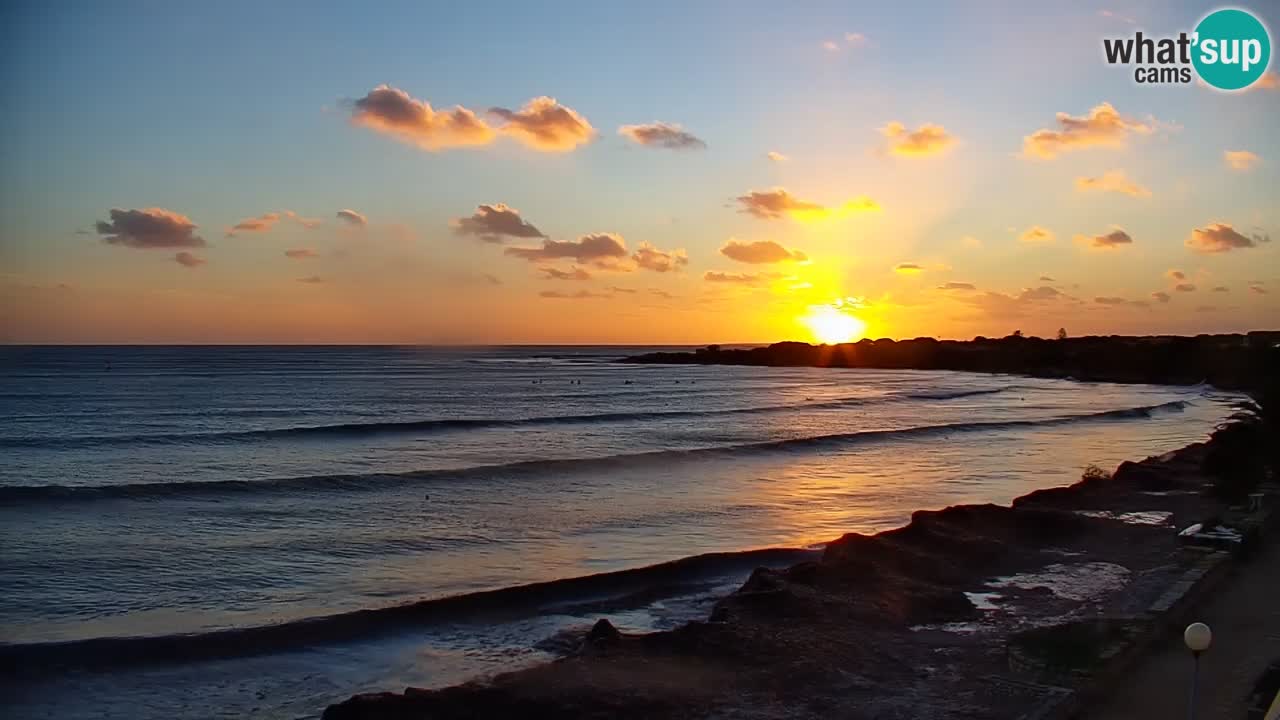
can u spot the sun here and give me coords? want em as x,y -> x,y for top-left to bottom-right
802,305 -> 867,344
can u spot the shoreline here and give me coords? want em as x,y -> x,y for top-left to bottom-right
323,430 -> 1271,719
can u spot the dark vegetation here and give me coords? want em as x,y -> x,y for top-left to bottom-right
625,331 -> 1279,391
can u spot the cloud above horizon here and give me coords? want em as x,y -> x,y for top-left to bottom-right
505,233 -> 629,268
880,122 -> 955,156
1022,102 -> 1155,159
95,208 -> 205,248
1075,227 -> 1133,249
453,204 -> 545,243
1224,150 -> 1260,171
225,212 -> 282,238
735,188 -> 878,220
1151,291 -> 1171,303
632,242 -> 689,272
1094,296 -> 1149,308
719,239 -> 807,264
350,86 -> 593,152
1019,226 -> 1054,243
618,122 -> 706,150
285,248 -> 319,259
703,270 -> 783,285
766,151 -> 788,162
1074,169 -> 1151,197
489,96 -> 594,152
1186,223 -> 1269,253
894,263 -> 924,274
174,251 -> 206,267
937,282 -> 976,290
539,289 -> 611,299
336,209 -> 367,227
540,266 -> 592,281
350,85 -> 497,150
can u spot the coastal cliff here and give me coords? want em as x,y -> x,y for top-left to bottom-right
623,332 -> 1279,390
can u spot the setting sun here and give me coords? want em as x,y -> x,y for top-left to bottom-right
802,305 -> 867,344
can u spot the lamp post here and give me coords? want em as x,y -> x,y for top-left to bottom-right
1184,622 -> 1212,720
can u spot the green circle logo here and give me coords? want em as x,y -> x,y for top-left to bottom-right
1193,8 -> 1271,90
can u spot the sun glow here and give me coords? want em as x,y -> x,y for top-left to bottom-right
802,304 -> 867,344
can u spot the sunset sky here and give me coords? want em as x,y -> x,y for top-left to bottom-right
1,0 -> 1277,344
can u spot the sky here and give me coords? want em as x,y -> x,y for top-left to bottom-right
1,0 -> 1277,344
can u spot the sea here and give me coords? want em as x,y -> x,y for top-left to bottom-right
0,345 -> 1239,719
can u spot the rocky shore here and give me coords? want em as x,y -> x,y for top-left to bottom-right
324,435 -> 1272,719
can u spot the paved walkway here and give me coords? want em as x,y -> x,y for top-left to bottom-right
1092,538 -> 1280,719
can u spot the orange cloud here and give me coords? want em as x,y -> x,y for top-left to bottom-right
505,233 -> 629,268
766,151 -> 788,162
350,85 -> 496,150
1186,223 -> 1269,253
1094,296 -> 1149,308
489,97 -> 594,152
1074,227 -> 1133,249
937,282 -> 976,290
894,263 -> 924,274
284,211 -> 323,229
539,289 -> 610,299
1022,102 -> 1154,159
336,209 -> 367,227
1074,169 -> 1151,197
174,251 -> 206,267
1151,291 -> 1170,303
95,208 -> 205,248
1019,226 -> 1054,243
719,239 -> 806,264
1166,269 -> 1186,281
298,275 -> 324,284
880,122 -> 955,156
540,266 -> 592,281
285,248 -> 319,259
631,242 -> 688,272
1224,150 -> 1260,171
618,123 -> 705,150
453,204 -> 545,243
703,271 -> 783,285
735,188 -> 878,220
225,212 -> 281,238
1175,283 -> 1196,292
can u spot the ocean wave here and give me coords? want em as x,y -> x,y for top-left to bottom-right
0,386 -> 1017,449
0,547 -> 816,674
0,400 -> 1187,506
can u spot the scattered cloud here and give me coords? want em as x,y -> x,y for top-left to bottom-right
284,248 -> 320,259
539,289 -> 610,299
1022,102 -> 1155,159
1224,150 -> 1260,171
1094,296 -> 1149,308
349,86 -> 593,153
703,270 -> 783,285
284,211 -> 323,229
937,282 -> 976,291
174,251 -> 206,268
505,233 -> 629,268
735,188 -> 878,220
1250,283 -> 1268,295
1018,285 -> 1063,301
1075,227 -> 1133,249
225,212 -> 282,238
489,96 -> 595,152
767,151 -> 788,163
1039,275 -> 1055,282
336,209 -> 367,227
1212,286 -> 1229,292
845,32 -> 867,46
1019,226 -> 1054,243
452,203 -> 544,243
1151,291 -> 1171,303
1167,269 -> 1186,281
539,266 -> 592,281
95,208 -> 205,249
1195,305 -> 1218,313
631,242 -> 689,272
1186,223 -> 1269,253
1074,169 -> 1151,197
719,239 -> 807,264
894,263 -> 924,274
821,40 -> 840,52
880,122 -> 955,157
1099,9 -> 1137,24
1175,283 -> 1196,292
298,275 -> 325,284
618,122 -> 706,150
961,235 -> 983,249
350,85 -> 496,150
